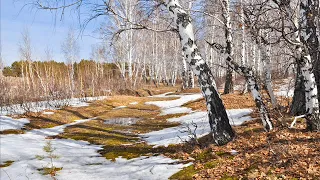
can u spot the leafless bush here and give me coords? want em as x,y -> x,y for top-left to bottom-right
179,121 -> 200,146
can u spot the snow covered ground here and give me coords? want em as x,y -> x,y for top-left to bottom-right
0,116 -> 30,131
113,105 -> 127,110
0,96 -> 107,116
141,109 -> 253,147
274,85 -> 294,97
42,111 -> 55,115
274,78 -> 295,97
0,117 -> 189,180
142,93 -> 253,147
146,93 -> 203,115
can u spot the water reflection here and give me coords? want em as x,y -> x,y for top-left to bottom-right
104,117 -> 140,126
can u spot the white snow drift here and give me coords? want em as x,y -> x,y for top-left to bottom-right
146,93 -> 203,115
141,109 -> 253,147
0,96 -> 107,116
142,93 -> 253,147
0,116 -> 30,131
0,118 -> 188,180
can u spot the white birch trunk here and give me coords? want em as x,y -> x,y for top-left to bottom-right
222,0 -> 234,94
251,44 -> 256,70
164,0 -> 235,145
182,54 -> 189,89
208,0 -> 273,131
240,0 -> 246,66
293,0 -> 320,130
259,41 -> 278,108
126,0 -> 133,80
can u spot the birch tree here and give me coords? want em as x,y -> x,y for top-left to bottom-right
163,0 -> 235,145
182,55 -> 189,89
221,0 -> 234,94
240,0 -> 249,94
61,28 -> 79,98
272,0 -> 320,131
298,0 -> 320,131
19,28 -> 35,92
259,41 -> 278,108
242,1 -> 279,108
207,0 -> 273,131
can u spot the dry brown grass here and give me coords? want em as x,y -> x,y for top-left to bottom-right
142,85 -> 181,95
98,108 -> 158,120
23,110 -> 83,130
21,95 -> 179,130
184,93 -> 256,111
0,160 -> 15,168
180,88 -> 202,94
115,85 -> 181,97
0,129 -> 24,135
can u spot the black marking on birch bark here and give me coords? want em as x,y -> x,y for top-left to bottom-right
168,4 -> 178,14
195,66 -> 201,73
190,59 -> 196,66
191,48 -> 199,58
165,0 -> 235,145
176,13 -> 191,28
179,34 -> 183,42
187,38 -> 193,47
296,42 -> 320,131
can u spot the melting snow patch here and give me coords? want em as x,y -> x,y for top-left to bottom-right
56,156 -> 190,180
227,109 -> 253,126
1,117 -> 189,180
146,93 -> 203,109
141,109 -> 253,147
274,87 -> 294,97
0,116 -> 30,131
129,102 -> 138,105
0,119 -> 95,164
274,78 -> 295,97
113,106 -> 127,110
42,111 -> 55,115
0,96 -> 107,116
146,93 -> 203,115
230,150 -> 238,155
104,117 -> 140,126
29,119 -> 95,137
70,102 -> 90,107
161,107 -> 193,115
149,92 -> 179,98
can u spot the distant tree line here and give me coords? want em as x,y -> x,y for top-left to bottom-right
2,60 -> 118,78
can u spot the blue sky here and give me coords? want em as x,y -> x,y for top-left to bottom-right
1,0 -> 105,66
